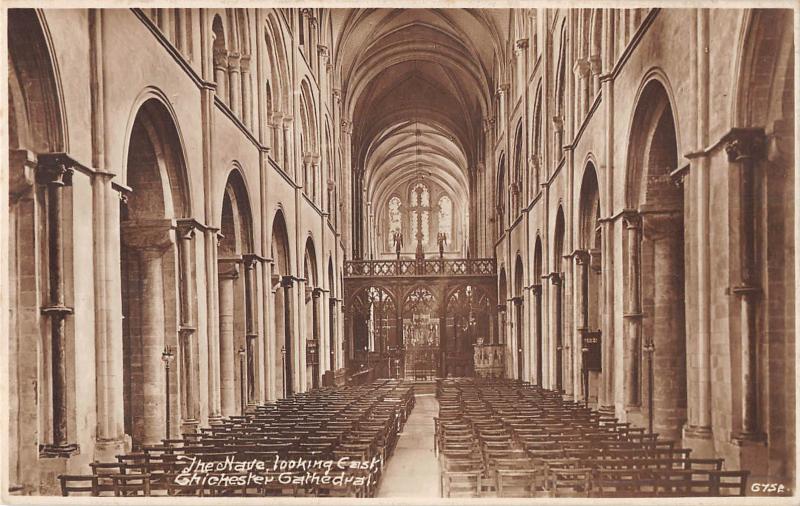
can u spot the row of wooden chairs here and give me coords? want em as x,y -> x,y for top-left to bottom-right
59,379 -> 415,497
435,378 -> 749,498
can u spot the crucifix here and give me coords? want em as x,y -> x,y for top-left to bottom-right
410,183 -> 434,260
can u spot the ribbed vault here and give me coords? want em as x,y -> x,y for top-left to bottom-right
331,8 -> 508,257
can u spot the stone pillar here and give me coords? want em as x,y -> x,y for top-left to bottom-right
572,58 -> 589,121
280,276 -> 294,397
532,284 -> 543,385
243,255 -> 258,405
122,220 -> 175,446
549,272 -> 563,393
642,212 -> 686,442
552,117 -> 563,161
206,230 -> 223,424
228,53 -> 241,116
574,250 -> 590,402
311,156 -> 321,206
271,114 -> 283,164
213,49 -> 228,102
240,55 -> 252,129
282,117 -> 292,173
589,54 -> 602,98
94,176 -> 127,458
176,222 -> 199,433
724,128 -> 767,448
623,211 -> 642,408
218,261 -> 239,417
302,154 -> 312,196
512,296 -> 524,380
311,288 -> 321,388
37,156 -> 77,456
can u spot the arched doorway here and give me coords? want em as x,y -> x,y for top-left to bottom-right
626,79 -> 686,440
218,170 -> 255,415
444,285 -> 491,377
577,163 -> 603,407
120,98 -> 190,447
270,210 -> 292,398
402,287 -> 439,380
303,238 -> 320,389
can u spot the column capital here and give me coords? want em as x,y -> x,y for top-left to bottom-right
341,120 -> 353,134
213,47 -> 228,67
551,115 -> 564,130
573,249 -> 590,265
622,209 -> 641,229
572,57 -> 591,78
312,287 -> 323,298
280,275 -> 295,288
511,296 -> 523,305
588,54 -> 602,75
531,284 -> 542,295
121,219 -> 175,251
640,210 -> 682,240
317,44 -> 329,59
515,38 -> 529,52
37,153 -> 75,187
723,128 -> 766,163
239,54 -> 251,73
496,83 -> 510,96
332,88 -> 342,101
175,219 -> 198,241
549,272 -> 563,285
218,257 -> 241,279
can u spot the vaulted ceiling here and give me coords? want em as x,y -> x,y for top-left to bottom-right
330,8 -> 510,236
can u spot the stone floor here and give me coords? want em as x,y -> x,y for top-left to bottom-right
376,394 -> 440,498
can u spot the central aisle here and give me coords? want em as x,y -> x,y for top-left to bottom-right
376,394 -> 440,498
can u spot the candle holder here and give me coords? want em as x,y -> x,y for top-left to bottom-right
161,345 -> 175,440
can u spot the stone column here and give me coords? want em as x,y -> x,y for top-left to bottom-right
724,128 -> 766,441
622,211 -> 642,408
213,49 -> 228,102
532,284 -> 543,385
302,154 -> 312,196
589,55 -> 602,98
311,288 -> 321,388
243,255 -> 258,406
37,156 -> 76,455
642,212 -> 686,442
176,222 -> 199,433
280,276 -> 294,397
206,230 -> 223,424
552,117 -> 564,161
574,250 -> 590,402
282,117 -> 292,173
311,155 -> 321,206
549,272 -> 563,393
271,113 -> 283,164
122,220 -> 175,446
572,58 -> 589,121
218,261 -> 239,417
512,296 -> 524,380
228,53 -> 242,116
240,55 -> 252,129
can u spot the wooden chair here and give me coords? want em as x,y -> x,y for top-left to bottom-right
58,475 -> 99,496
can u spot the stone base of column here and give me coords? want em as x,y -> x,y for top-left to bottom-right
94,436 -> 127,462
730,432 -> 768,481
181,418 -> 200,435
208,414 -> 225,426
38,457 -> 69,495
682,424 -> 714,457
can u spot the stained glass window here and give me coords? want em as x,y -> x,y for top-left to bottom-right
438,195 -> 452,239
388,196 -> 401,236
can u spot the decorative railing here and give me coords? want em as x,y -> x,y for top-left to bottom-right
344,258 -> 496,277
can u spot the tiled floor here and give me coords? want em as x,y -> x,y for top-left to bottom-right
376,394 -> 440,498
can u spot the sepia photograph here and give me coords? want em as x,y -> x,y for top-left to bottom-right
1,1 -> 797,503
